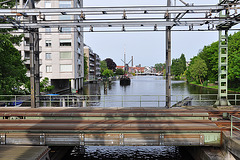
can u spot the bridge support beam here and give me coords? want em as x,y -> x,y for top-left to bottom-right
166,0 -> 171,108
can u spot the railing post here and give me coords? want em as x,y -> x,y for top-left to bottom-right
122,95 -> 124,107
235,94 -> 237,105
50,95 -> 51,107
104,95 -> 106,107
68,95 -> 70,107
140,95 -> 142,107
231,115 -> 233,137
15,95 -> 17,107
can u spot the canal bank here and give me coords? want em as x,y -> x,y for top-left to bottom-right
189,82 -> 240,94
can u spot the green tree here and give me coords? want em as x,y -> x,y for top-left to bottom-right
0,34 -> 27,95
180,53 -> 187,71
104,58 -> 116,72
188,57 -> 208,84
40,77 -> 54,92
198,42 -> 218,83
154,63 -> 165,72
100,60 -> 107,74
227,32 -> 240,89
171,54 -> 186,79
102,69 -> 114,78
0,0 -> 27,95
115,68 -> 125,75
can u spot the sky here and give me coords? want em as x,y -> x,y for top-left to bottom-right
83,0 -> 236,67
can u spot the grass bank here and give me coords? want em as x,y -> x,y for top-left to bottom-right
189,82 -> 240,93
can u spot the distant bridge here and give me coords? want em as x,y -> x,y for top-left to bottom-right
135,73 -> 163,76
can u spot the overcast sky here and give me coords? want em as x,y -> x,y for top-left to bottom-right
83,0 -> 236,66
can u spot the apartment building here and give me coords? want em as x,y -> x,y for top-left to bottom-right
15,0 -> 84,92
84,45 -> 101,81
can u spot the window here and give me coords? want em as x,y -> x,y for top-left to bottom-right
45,53 -> 52,60
59,15 -> 71,20
46,65 -> 52,73
60,39 -> 71,46
59,1 -> 71,8
45,16 -> 51,20
61,27 -> 71,33
45,28 -> 51,33
45,40 -> 51,47
25,51 -> 30,59
60,64 -> 72,72
45,2 -> 51,8
60,52 -> 71,59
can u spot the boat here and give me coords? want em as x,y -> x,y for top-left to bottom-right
4,100 -> 23,107
120,75 -> 131,85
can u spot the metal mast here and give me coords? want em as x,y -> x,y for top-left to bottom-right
166,0 -> 171,108
215,0 -> 231,106
29,0 -> 40,108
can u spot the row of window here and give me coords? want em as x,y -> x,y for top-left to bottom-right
45,52 -> 72,60
46,65 -> 72,73
45,1 -> 71,8
44,2 -> 72,21
45,28 -> 71,33
45,39 -> 71,47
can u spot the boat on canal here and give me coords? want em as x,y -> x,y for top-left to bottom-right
120,75 -> 131,85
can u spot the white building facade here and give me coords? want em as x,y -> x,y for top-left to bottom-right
84,45 -> 101,81
16,0 -> 84,92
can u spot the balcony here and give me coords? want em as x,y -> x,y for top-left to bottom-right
24,59 -> 30,65
24,59 -> 42,65
26,71 -> 42,78
24,33 -> 30,38
24,45 -> 30,51
24,33 -> 42,39
26,71 -> 30,77
39,46 -> 42,52
24,45 -> 42,52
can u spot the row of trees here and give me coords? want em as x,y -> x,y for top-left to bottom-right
99,58 -> 125,78
186,31 -> 240,89
155,54 -> 187,80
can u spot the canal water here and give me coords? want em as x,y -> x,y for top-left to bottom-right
63,76 -> 218,159
81,76 -> 218,107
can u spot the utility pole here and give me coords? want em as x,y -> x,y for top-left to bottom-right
166,0 -> 171,108
29,0 -> 40,108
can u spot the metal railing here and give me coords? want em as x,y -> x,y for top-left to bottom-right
0,94 -> 240,108
231,115 -> 240,137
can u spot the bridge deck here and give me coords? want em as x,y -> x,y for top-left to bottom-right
0,107 -> 239,146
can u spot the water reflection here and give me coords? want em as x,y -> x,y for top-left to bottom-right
65,146 -> 193,160
79,76 -> 220,107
